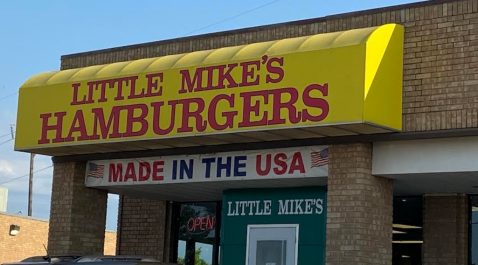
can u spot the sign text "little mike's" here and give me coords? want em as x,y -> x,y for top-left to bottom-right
38,55 -> 329,145
226,198 -> 324,216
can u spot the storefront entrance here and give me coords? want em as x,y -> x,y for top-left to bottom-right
171,187 -> 326,265
246,225 -> 298,265
220,187 -> 327,265
174,202 -> 221,265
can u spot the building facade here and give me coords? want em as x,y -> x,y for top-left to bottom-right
0,212 -> 117,263
14,0 -> 478,264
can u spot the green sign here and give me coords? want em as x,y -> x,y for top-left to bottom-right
220,187 -> 327,265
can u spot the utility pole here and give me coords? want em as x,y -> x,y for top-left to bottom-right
10,124 -> 34,217
10,124 -> 14,140
10,124 -> 35,217
28,153 -> 35,216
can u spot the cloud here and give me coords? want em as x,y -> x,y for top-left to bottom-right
0,160 -> 15,176
0,155 -> 53,195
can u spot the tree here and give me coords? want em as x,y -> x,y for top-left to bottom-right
177,247 -> 211,265
194,247 -> 211,265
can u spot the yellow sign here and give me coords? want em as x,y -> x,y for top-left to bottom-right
15,24 -> 403,153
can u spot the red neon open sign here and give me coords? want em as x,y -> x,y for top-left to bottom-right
187,216 -> 215,232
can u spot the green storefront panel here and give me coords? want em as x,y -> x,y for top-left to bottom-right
221,187 -> 327,265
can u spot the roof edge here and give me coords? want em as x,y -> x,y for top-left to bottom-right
0,211 -> 49,222
23,25 -> 385,89
61,0 -> 457,59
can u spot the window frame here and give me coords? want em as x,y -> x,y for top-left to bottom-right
171,201 -> 222,265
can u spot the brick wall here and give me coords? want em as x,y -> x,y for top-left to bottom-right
116,196 -> 168,261
60,0 -> 478,134
0,213 -> 48,263
326,143 -> 394,265
48,162 -> 108,255
104,231 -> 117,255
55,0 -> 478,263
422,195 -> 468,265
0,212 -> 117,263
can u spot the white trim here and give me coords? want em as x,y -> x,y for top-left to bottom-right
245,224 -> 299,265
372,136 -> 478,175
18,120 -> 374,152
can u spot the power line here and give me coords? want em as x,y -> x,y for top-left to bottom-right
182,0 -> 282,37
0,91 -> 18,101
0,165 -> 53,186
0,132 -> 12,139
0,138 -> 13,146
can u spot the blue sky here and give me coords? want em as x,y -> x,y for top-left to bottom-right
0,0 -> 419,231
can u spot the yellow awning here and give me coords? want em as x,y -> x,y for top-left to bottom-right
16,24 -> 403,156
22,26 -> 380,88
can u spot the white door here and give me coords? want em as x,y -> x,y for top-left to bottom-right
246,225 -> 298,265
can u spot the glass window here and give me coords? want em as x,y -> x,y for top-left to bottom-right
392,197 -> 423,265
176,202 -> 219,265
256,240 -> 287,265
247,225 -> 297,265
471,196 -> 478,265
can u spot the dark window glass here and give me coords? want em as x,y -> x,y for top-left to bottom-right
392,197 -> 423,265
176,202 -> 219,265
471,196 -> 478,265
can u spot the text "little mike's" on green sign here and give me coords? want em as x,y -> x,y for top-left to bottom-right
226,198 -> 324,216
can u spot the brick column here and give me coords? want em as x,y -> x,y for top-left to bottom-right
422,195 -> 468,265
116,196 -> 168,261
48,162 -> 108,255
326,143 -> 393,265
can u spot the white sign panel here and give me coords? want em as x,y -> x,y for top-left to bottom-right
85,146 -> 328,187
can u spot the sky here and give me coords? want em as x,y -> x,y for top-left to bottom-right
0,0 -> 420,231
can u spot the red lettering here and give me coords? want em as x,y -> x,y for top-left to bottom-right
110,77 -> 130,101
269,87 -> 301,125
204,66 -> 216,90
215,64 -> 238,89
256,154 -> 272,176
208,94 -> 237,130
207,216 -> 215,230
266,57 -> 284,84
124,162 -> 137,182
70,83 -> 88,105
151,101 -> 177,135
91,107 -> 122,140
96,80 -> 109,103
138,162 -> 151,181
302,84 -> 329,122
65,110 -> 89,142
186,216 -> 215,232
145,73 -> 163,97
38,112 -> 67,144
200,217 -> 206,230
85,81 -> 96,104
179,68 -> 204,94
123,104 -> 149,137
85,80 -> 110,104
109,163 -> 123,182
152,161 -> 164,181
273,153 -> 287,175
177,98 -> 207,133
289,152 -> 305,174
126,76 -> 143,99
239,61 -> 260,87
187,218 -> 195,232
238,91 -> 268,127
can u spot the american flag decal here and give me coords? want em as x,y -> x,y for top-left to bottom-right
87,163 -> 105,179
311,149 -> 328,168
